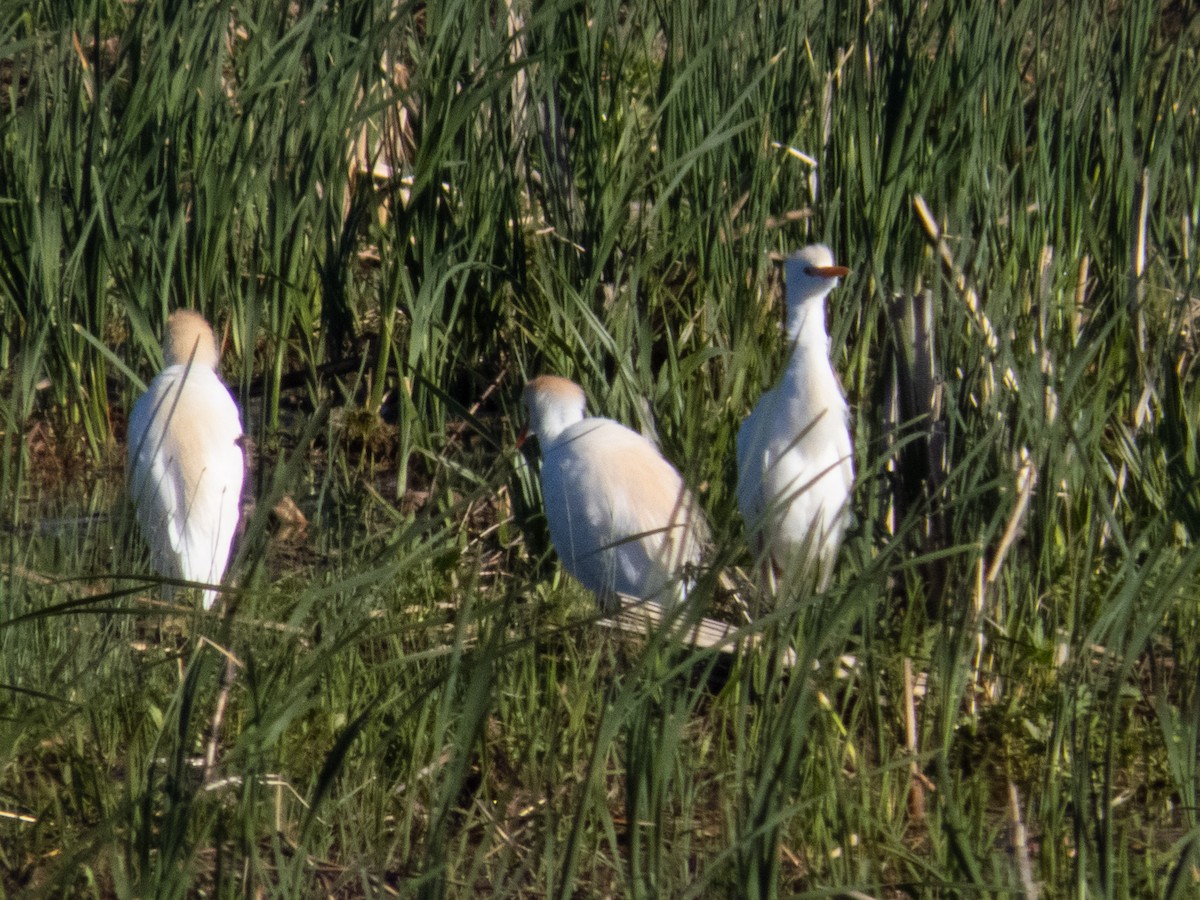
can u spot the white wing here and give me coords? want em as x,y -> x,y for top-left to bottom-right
735,385 -> 781,554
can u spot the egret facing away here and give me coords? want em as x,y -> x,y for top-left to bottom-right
736,244 -> 854,591
128,310 -> 244,609
520,375 -> 709,612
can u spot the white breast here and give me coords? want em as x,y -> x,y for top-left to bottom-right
736,349 -> 852,586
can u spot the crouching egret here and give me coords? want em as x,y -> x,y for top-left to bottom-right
127,310 -> 244,609
736,244 -> 854,591
520,375 -> 708,611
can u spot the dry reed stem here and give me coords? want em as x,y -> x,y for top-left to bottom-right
1133,167 -> 1156,429
599,596 -> 798,667
202,644 -> 243,784
913,193 -> 999,356
987,449 -> 1038,587
0,808 -> 37,824
1009,780 -> 1039,899
903,657 -> 926,824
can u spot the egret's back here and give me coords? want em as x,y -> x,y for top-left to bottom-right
539,417 -> 706,607
128,364 -> 243,608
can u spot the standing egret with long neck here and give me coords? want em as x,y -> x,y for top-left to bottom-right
128,310 -> 244,610
520,375 -> 708,611
736,244 -> 854,591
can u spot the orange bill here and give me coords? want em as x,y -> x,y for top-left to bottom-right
805,265 -> 850,278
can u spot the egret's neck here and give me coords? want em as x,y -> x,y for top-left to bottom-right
535,410 -> 585,448
781,312 -> 844,425
785,296 -> 829,351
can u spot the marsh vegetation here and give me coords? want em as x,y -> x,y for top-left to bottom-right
2,0 -> 1200,895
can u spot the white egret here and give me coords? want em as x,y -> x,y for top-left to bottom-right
127,310 -> 244,609
520,375 -> 708,611
736,244 -> 854,591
